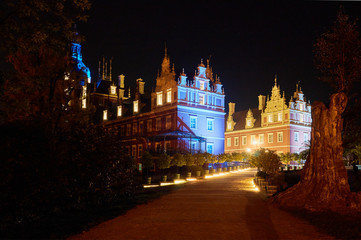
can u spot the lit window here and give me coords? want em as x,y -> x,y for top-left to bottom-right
190,116 -> 197,129
110,85 -> 116,95
242,136 -> 247,145
207,143 -> 213,154
82,98 -> 86,109
228,122 -> 232,130
268,115 -> 273,123
268,133 -> 273,143
134,100 -> 139,113
259,134 -> 264,144
300,114 -> 304,123
199,94 -> 205,105
207,118 -> 214,131
87,76 -> 91,84
103,110 -> 108,120
300,103 -> 304,111
82,85 -> 87,97
251,135 -> 256,145
294,132 -> 299,142
167,89 -> 172,103
278,113 -> 282,121
277,132 -> 283,142
235,137 -> 239,146
117,105 -> 122,117
247,119 -> 251,126
157,92 -> 163,105
227,138 -> 231,147
200,81 -> 205,90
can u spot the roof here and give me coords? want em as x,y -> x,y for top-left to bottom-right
226,108 -> 262,131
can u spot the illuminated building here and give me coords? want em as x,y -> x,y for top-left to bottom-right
225,76 -> 311,156
95,49 -> 226,163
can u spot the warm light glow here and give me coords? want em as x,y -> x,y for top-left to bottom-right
157,92 -> 163,106
186,178 -> 197,181
103,110 -> 108,120
143,184 -> 160,188
166,88 -> 172,103
134,100 -> 139,113
111,86 -> 116,95
82,85 -> 87,97
117,105 -> 122,117
82,98 -> 86,109
246,148 -> 251,152
174,179 -> 186,184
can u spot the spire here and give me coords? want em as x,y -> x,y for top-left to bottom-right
274,74 -> 278,86
109,58 -> 112,82
102,57 -> 105,80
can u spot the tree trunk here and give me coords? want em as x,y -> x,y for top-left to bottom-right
273,93 -> 361,213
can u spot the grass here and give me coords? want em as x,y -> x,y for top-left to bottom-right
2,184 -> 184,239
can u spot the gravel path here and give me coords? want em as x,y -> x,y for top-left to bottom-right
69,169 -> 333,240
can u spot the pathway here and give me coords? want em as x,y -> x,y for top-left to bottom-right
69,169 -> 333,240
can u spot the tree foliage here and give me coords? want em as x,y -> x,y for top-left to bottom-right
249,149 -> 281,176
171,153 -> 186,167
314,8 -> 361,94
156,153 -> 171,170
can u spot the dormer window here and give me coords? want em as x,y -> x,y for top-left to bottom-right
134,100 -> 139,113
110,86 -> 116,95
166,89 -> 172,103
227,122 -> 232,130
200,81 -> 205,90
247,119 -> 251,127
268,115 -> 273,123
300,103 -> 304,111
117,105 -> 122,117
278,113 -> 282,121
157,92 -> 163,106
103,110 -> 108,121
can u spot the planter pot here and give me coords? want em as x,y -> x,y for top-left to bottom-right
175,173 -> 180,179
187,172 -> 192,178
196,171 -> 201,177
147,177 -> 152,184
161,175 -> 167,182
204,169 -> 209,175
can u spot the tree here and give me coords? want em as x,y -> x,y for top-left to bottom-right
279,152 -> 292,166
141,151 -> 154,176
274,9 -> 361,212
249,149 -> 281,177
171,153 -> 186,173
156,153 -> 171,171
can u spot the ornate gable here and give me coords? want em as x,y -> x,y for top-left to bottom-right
245,108 -> 256,129
264,76 -> 288,113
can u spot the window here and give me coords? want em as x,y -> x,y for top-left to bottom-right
227,122 -> 232,130
294,132 -> 299,142
126,124 -> 131,136
268,115 -> 273,123
227,138 -> 231,147
200,81 -> 205,90
133,100 -> 139,113
251,135 -> 256,145
166,89 -> 172,103
234,137 -> 239,146
138,145 -> 143,157
82,85 -> 87,97
242,136 -> 247,145
117,105 -> 122,117
157,91 -> 163,105
103,110 -> 108,121
166,116 -> 172,129
207,118 -> 214,131
300,114 -> 304,123
259,134 -> 264,144
190,116 -> 197,129
199,94 -> 205,105
156,118 -> 161,131
147,120 -> 152,132
268,133 -> 273,143
133,123 -> 137,135
82,98 -> 86,109
132,145 -> 136,157
207,143 -> 213,154
165,141 -> 171,151
110,85 -> 116,95
304,133 -> 309,143
300,103 -> 304,111
277,132 -> 283,142
191,141 -> 197,151
247,119 -> 251,127
278,113 -> 282,121
139,121 -> 144,135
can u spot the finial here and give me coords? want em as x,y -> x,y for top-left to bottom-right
128,87 -> 131,98
283,91 -> 285,98
274,74 -> 277,86
201,58 -> 203,64
207,58 -> 210,68
172,63 -> 175,72
164,43 -> 167,57
109,58 -> 112,81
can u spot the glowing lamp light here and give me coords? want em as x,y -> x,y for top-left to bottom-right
246,148 -> 251,152
103,110 -> 108,121
174,179 -> 186,184
186,178 -> 197,182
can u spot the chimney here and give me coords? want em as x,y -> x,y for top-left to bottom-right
228,102 -> 235,116
137,78 -> 145,94
118,74 -> 125,88
258,95 -> 266,110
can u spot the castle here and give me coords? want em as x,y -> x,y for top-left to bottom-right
225,76 -> 312,155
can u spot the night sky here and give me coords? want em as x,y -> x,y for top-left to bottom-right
79,1 -> 361,112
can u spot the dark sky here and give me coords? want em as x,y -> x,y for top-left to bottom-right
79,0 -> 361,112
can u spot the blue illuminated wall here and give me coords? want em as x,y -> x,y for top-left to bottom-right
71,42 -> 91,86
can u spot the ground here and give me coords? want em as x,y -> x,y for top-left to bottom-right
69,169 -> 334,240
